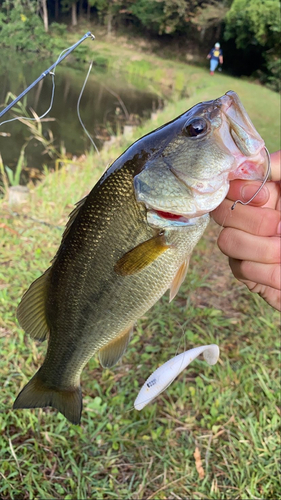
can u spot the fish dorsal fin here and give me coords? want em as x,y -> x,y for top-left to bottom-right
50,196 -> 87,265
60,196 -> 87,244
99,326 -> 133,368
114,234 -> 170,276
17,268 -> 50,341
169,258 -> 190,303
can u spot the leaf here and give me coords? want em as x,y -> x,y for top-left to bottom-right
194,446 -> 205,479
5,166 -> 15,186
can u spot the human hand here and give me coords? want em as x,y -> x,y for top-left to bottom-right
211,151 -> 281,311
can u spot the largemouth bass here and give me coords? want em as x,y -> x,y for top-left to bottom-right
14,91 -> 267,424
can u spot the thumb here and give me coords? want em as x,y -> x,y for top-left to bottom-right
226,180 -> 270,207
270,150 -> 281,181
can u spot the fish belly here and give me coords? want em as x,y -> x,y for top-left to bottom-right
42,212 -> 209,389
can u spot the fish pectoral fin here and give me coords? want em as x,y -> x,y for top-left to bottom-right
17,268 -> 51,341
99,325 -> 133,368
169,258 -> 190,302
13,368 -> 82,425
114,234 -> 170,276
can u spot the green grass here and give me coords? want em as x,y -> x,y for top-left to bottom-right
0,38 -> 280,499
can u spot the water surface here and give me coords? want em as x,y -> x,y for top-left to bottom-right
0,50 -> 165,183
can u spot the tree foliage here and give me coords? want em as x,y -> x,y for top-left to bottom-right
224,0 -> 280,48
0,0 -> 279,90
224,0 -> 280,90
0,0 -> 53,51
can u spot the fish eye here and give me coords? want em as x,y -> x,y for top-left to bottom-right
184,118 -> 208,138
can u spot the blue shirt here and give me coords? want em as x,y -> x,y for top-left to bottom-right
209,48 -> 223,62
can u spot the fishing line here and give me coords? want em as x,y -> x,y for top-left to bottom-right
213,147 -> 271,246
0,33 -> 95,133
0,32 -> 94,121
122,325 -> 193,415
0,43 -> 76,128
77,61 -> 100,155
0,73 -> 56,128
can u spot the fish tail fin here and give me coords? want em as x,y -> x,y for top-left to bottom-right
13,369 -> 82,425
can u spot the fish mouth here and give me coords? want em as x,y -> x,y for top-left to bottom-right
135,90 -> 269,223
217,91 -> 267,180
146,208 -> 209,228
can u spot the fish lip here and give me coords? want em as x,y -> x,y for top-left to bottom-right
146,207 -> 209,225
214,91 -> 267,179
219,90 -> 265,157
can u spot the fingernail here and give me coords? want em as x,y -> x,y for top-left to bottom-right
241,183 -> 269,204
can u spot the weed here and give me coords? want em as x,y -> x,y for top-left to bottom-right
0,47 -> 280,499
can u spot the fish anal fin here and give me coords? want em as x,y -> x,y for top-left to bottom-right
13,369 -> 82,425
99,326 -> 133,368
17,268 -> 51,341
169,258 -> 190,303
114,234 -> 170,276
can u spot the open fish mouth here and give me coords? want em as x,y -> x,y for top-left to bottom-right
134,90 -> 268,222
220,91 -> 263,157
217,91 -> 267,180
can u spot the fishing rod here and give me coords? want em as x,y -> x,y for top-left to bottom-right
0,31 -> 95,120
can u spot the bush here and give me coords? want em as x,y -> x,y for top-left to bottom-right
0,1 -> 54,53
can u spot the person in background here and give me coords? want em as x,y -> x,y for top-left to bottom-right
212,151 -> 281,312
207,42 -> 223,75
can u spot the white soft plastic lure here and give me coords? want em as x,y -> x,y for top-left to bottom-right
134,344 -> 219,410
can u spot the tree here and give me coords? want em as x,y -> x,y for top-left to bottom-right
39,0 -> 49,32
61,0 -> 78,26
224,0 -> 281,90
71,1 -> 78,26
130,0 -> 227,35
224,0 -> 280,49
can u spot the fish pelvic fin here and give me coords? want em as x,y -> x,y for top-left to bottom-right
13,369 -> 82,425
17,268 -> 51,342
114,233 -> 170,276
169,258 -> 190,303
99,325 -> 133,368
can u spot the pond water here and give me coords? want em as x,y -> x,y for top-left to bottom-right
0,50 -> 165,184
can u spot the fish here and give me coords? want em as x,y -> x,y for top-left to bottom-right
14,90 -> 267,424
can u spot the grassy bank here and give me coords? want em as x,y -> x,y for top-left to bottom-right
0,45 -> 280,500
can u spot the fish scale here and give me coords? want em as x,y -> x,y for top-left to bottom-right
14,91 -> 267,423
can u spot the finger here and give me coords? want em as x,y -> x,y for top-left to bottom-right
229,258 -> 281,291
226,180 -> 270,206
226,179 -> 280,209
217,229 -> 281,263
228,260 -> 281,311
212,202 -> 281,236
270,150 -> 281,181
233,277 -> 281,311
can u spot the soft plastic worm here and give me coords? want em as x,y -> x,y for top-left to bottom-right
134,344 -> 220,410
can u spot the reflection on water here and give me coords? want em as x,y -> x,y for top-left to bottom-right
0,50 -> 165,183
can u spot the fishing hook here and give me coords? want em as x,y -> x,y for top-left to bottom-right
231,146 -> 271,210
